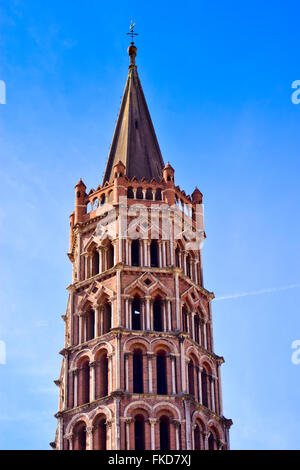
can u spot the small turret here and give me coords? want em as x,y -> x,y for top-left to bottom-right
74,178 -> 86,224
192,187 -> 203,204
163,162 -> 175,205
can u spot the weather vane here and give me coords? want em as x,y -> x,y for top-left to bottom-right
126,20 -> 138,43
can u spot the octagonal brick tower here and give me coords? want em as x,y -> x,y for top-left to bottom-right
52,42 -> 232,451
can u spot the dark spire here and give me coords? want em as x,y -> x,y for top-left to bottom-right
102,39 -> 165,185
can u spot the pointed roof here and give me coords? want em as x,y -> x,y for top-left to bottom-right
102,43 -> 165,185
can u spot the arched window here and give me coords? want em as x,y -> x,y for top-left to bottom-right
208,432 -> 216,450
136,187 -> 143,199
153,297 -> 163,331
150,240 -> 158,267
188,359 -> 195,397
133,349 -> 143,393
78,359 -> 90,406
175,247 -> 180,268
93,415 -> 107,450
194,315 -> 200,344
127,187 -> 134,199
135,415 -> 145,450
186,255 -> 191,278
86,202 -> 91,213
194,424 -> 201,450
132,297 -> 141,330
182,306 -> 188,332
156,351 -> 167,394
107,242 -> 114,269
73,421 -> 86,450
159,416 -> 170,450
95,351 -> 108,398
86,309 -> 95,341
100,194 -> 106,205
146,188 -> 153,200
103,303 -> 111,334
201,368 -> 209,408
92,250 -> 99,276
131,239 -> 140,266
155,189 -> 162,201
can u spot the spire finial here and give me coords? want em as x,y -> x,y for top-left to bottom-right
126,20 -> 138,66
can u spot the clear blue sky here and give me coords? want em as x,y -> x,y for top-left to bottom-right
0,0 -> 299,450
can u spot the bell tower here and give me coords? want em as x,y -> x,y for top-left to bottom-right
52,38 -> 232,451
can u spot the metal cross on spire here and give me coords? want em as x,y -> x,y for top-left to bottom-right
126,20 -> 138,43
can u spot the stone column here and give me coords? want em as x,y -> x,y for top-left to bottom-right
158,240 -> 162,267
170,354 -> 177,394
179,336 -> 186,393
204,431 -> 209,450
115,395 -> 121,450
184,399 -> 191,450
198,367 -> 203,405
66,433 -> 73,450
149,418 -> 157,450
106,420 -> 112,450
203,320 -> 207,349
86,425 -> 93,450
98,248 -> 102,273
162,300 -> 167,332
90,362 -> 96,402
217,363 -> 223,416
124,354 -> 129,392
191,312 -> 195,341
147,352 -> 154,393
108,354 -> 113,393
73,370 -> 78,408
173,420 -> 181,450
94,306 -> 99,338
145,296 -> 151,330
211,376 -> 216,413
166,298 -> 172,331
78,313 -> 83,344
125,418 -> 132,450
175,271 -> 180,330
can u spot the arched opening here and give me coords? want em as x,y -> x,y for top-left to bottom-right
194,315 -> 200,344
131,239 -> 140,267
92,250 -> 99,276
182,306 -> 188,332
93,415 -> 107,450
136,187 -> 143,199
175,247 -> 180,268
133,349 -> 143,393
186,255 -> 191,278
78,358 -> 90,406
155,189 -> 162,201
100,194 -> 106,205
127,187 -> 134,199
73,421 -> 86,450
107,242 -> 114,269
201,368 -> 209,408
86,309 -> 95,341
194,424 -> 201,450
150,240 -> 158,267
159,416 -> 170,450
156,351 -> 167,394
95,351 -> 108,398
103,303 -> 111,334
153,297 -> 163,332
131,296 -> 141,330
188,359 -> 195,397
208,432 -> 216,450
146,188 -> 153,200
135,414 -> 145,450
